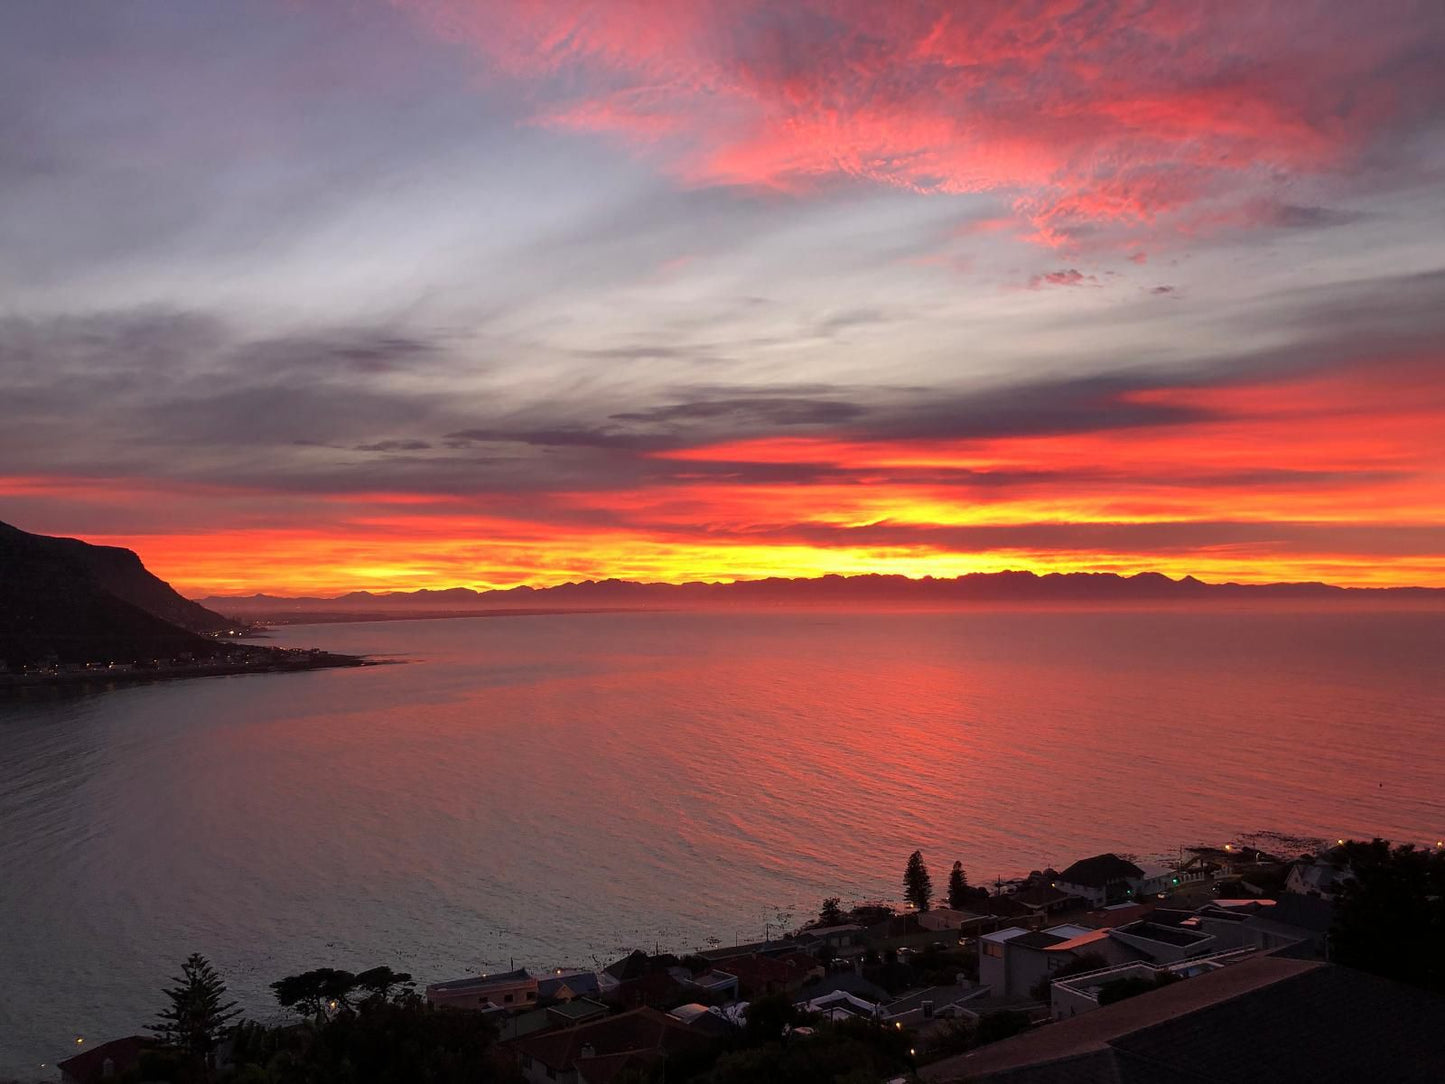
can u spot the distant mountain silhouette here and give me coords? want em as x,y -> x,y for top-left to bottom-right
0,520 -> 237,667
200,569 -> 1443,618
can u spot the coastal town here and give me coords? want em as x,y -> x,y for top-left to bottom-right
50,837 -> 1445,1084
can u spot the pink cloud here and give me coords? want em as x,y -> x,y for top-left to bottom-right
398,1 -> 1442,246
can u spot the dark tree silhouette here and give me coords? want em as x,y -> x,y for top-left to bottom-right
947,861 -> 970,910
1331,838 -> 1445,994
354,966 -> 415,1004
819,896 -> 846,926
271,968 -> 359,1018
148,953 -> 240,1073
904,850 -> 933,912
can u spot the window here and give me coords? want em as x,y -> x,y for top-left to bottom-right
983,942 -> 1003,958
504,993 -> 514,1003
527,990 -> 537,1000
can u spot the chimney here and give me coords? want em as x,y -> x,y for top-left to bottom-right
922,1000 -> 934,1019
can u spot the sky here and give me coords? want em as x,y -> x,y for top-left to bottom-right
2,0 -> 1444,595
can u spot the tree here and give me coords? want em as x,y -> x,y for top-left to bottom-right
1331,839 -> 1445,994
148,954 -> 240,1074
819,896 -> 846,926
271,968 -> 359,1019
355,966 -> 414,1004
904,850 -> 933,912
744,992 -> 796,1045
947,861 -> 970,910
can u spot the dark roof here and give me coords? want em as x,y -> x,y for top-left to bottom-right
603,951 -> 653,981
515,1007 -> 711,1072
1113,921 -> 1210,947
428,967 -> 532,993
920,958 -> 1445,1083
1012,885 -> 1079,910
1008,931 -> 1068,951
798,972 -> 891,1003
1268,893 -> 1334,933
538,971 -> 600,998
57,1036 -> 154,1084
1058,854 -> 1145,888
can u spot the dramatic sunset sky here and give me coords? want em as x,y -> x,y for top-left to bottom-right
3,0 -> 1444,594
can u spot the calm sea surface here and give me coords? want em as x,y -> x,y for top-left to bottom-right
2,608 -> 1442,1077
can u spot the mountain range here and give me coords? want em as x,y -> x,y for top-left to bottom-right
198,569 -> 1444,619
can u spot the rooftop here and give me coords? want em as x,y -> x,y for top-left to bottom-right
1057,854 -> 1146,888
427,967 -> 533,993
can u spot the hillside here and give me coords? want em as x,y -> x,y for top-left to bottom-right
0,521 -> 235,668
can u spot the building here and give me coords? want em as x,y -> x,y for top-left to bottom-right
514,1006 -> 714,1084
715,950 -> 820,997
797,989 -> 882,1022
537,969 -> 601,1002
1049,948 -> 1258,1019
426,967 -> 539,1011
920,958 -> 1445,1083
57,1036 -> 153,1084
1054,854 -> 1146,907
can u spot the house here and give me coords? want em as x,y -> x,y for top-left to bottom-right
794,922 -> 866,951
676,967 -> 740,1003
1050,948 -> 1259,1019
58,1036 -> 153,1084
537,969 -> 601,1002
1054,854 -> 1146,907
666,1002 -> 735,1038
919,958 -> 1445,1083
1286,849 -> 1353,899
882,983 -> 981,1028
918,907 -> 989,935
1106,919 -> 1217,963
979,924 -> 1141,999
1084,901 -> 1152,928
1189,896 -> 1334,957
597,952 -> 686,1008
715,950 -> 821,997
513,1006 -> 715,1084
426,967 -> 539,1011
797,989 -> 882,1022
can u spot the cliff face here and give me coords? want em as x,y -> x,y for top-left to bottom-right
0,521 -> 233,667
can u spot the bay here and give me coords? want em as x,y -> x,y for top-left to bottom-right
1,608 -> 1442,1078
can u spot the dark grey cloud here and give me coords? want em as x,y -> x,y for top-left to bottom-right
1268,204 -> 1367,230
612,397 -> 866,427
354,439 -> 434,452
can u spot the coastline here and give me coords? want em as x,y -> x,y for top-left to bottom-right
0,650 -> 377,692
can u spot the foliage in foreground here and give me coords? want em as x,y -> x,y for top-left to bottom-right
1330,839 -> 1445,995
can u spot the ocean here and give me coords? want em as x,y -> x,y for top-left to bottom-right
1,608 -> 1442,1077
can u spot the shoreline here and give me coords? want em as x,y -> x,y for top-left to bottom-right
0,651 -> 377,692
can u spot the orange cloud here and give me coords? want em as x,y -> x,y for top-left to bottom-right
11,353 -> 1443,594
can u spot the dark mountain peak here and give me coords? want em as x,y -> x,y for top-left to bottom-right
0,520 -> 236,667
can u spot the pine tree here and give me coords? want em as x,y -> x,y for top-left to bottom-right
149,953 -> 240,1067
948,860 -> 969,910
819,896 -> 846,926
904,850 -> 933,912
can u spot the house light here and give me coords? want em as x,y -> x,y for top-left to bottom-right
75,1038 -> 84,1046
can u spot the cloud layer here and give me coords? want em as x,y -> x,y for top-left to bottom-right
1,1 -> 1443,592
